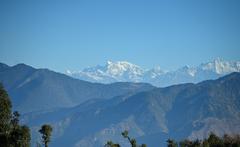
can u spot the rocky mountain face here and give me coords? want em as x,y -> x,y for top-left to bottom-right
0,63 -> 155,113
66,58 -> 240,87
20,72 -> 240,147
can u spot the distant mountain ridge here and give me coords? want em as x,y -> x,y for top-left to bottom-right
66,58 -> 240,87
0,63 -> 155,113
22,72 -> 240,147
1,62 -> 239,147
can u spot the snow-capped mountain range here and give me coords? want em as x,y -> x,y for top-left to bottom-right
66,58 -> 240,87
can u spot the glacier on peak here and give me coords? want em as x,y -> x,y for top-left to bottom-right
66,59 -> 240,87
105,60 -> 144,77
200,58 -> 240,74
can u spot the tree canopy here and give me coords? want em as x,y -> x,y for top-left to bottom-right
0,83 -> 31,147
39,124 -> 53,147
168,132 -> 240,147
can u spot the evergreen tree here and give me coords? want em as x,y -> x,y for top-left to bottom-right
122,130 -> 137,147
0,83 -> 31,147
167,139 -> 178,147
141,144 -> 147,147
223,134 -> 233,146
179,139 -> 192,147
232,134 -> 240,146
121,130 -> 147,147
192,139 -> 201,147
104,141 -> 120,147
39,124 -> 53,147
0,84 -> 12,146
207,132 -> 224,147
202,139 -> 210,147
11,111 -> 20,128
10,125 -> 31,147
177,132 -> 240,147
0,84 -> 12,134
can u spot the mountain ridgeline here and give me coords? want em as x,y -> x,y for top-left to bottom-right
0,63 -> 155,113
66,59 -> 240,87
24,72 -> 240,146
0,62 -> 239,147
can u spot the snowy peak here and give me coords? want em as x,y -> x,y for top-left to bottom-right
66,61 -> 146,83
105,60 -> 144,76
199,58 -> 240,74
145,66 -> 166,79
177,65 -> 197,77
66,58 -> 240,86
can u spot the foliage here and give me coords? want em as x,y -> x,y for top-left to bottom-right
121,130 -> 147,147
169,132 -> 240,147
9,125 -> 31,147
104,141 -> 120,147
167,139 -> 178,147
39,124 -> 53,147
0,83 -> 31,147
0,84 -> 12,134
105,130 -> 147,147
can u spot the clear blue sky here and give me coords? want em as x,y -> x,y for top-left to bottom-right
0,0 -> 240,72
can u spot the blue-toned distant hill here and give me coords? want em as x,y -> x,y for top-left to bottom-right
22,72 -> 240,147
0,63 -> 155,113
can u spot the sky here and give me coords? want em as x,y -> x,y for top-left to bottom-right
0,0 -> 240,72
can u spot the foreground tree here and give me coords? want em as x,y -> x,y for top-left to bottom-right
122,130 -> 147,147
167,139 -> 178,147
104,141 -> 120,147
105,130 -> 147,147
122,130 -> 136,147
207,132 -> 224,147
179,139 -> 193,147
39,124 -> 53,147
177,132 -> 240,147
0,84 -> 31,147
0,84 -> 12,134
10,125 -> 31,147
